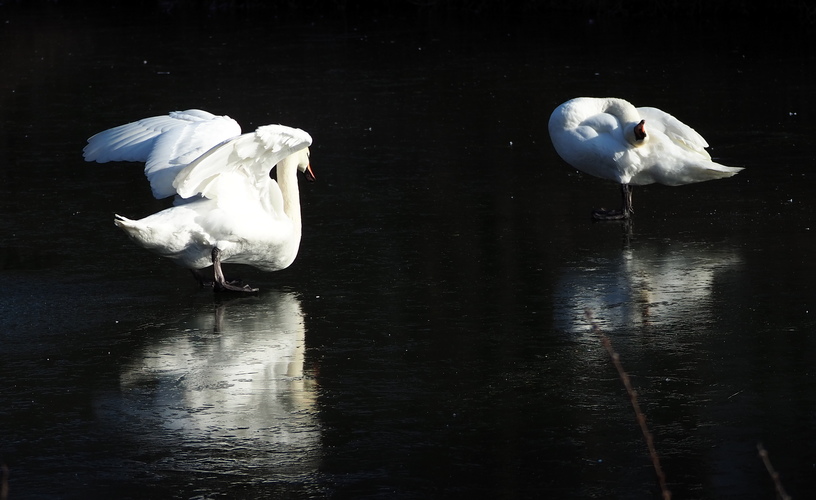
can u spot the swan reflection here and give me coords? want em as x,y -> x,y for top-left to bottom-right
554,241 -> 741,334
116,291 -> 320,477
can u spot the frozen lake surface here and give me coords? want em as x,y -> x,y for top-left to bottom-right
1,4 -> 815,498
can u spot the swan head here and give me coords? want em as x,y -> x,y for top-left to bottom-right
298,147 -> 315,182
625,119 -> 648,147
278,147 -> 315,181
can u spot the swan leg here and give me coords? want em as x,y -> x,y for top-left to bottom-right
211,248 -> 259,293
592,184 -> 633,220
622,183 -> 633,215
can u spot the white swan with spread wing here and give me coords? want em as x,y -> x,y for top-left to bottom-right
84,109 -> 315,292
548,97 -> 742,219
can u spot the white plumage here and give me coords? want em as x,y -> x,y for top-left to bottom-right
548,97 -> 742,219
84,109 -> 314,292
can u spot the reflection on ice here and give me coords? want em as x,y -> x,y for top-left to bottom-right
112,291 -> 320,481
554,241 -> 742,334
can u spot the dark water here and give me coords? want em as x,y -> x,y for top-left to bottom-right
2,5 -> 816,499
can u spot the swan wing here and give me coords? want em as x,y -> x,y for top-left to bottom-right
173,124 -> 312,203
83,110 -> 241,199
632,107 -> 743,185
636,107 -> 710,157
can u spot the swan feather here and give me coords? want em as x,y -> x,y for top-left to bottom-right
549,97 -> 742,186
83,109 -> 241,199
173,124 -> 312,202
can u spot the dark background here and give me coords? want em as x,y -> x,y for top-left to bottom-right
2,1 -> 815,499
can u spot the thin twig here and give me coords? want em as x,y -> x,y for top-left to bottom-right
757,443 -> 792,500
585,309 -> 671,500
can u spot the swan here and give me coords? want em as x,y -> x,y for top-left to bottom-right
83,109 -> 315,292
548,97 -> 742,220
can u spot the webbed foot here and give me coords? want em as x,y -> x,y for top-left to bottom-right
207,248 -> 260,293
214,280 -> 259,293
591,184 -> 634,221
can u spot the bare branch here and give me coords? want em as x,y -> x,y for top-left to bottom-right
585,309 -> 671,500
757,443 -> 792,500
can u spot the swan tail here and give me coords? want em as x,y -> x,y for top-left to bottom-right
660,161 -> 743,186
113,214 -> 179,256
702,162 -> 744,179
688,160 -> 744,182
114,214 -> 149,241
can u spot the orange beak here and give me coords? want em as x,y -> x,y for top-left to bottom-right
305,164 -> 316,182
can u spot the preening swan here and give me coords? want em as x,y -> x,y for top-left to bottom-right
548,97 -> 742,220
83,110 -> 315,292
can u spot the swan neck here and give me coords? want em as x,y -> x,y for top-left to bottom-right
603,98 -> 640,124
276,156 -> 302,226
603,98 -> 645,146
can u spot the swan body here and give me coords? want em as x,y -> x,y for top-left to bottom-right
84,110 -> 314,291
548,97 -> 742,218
